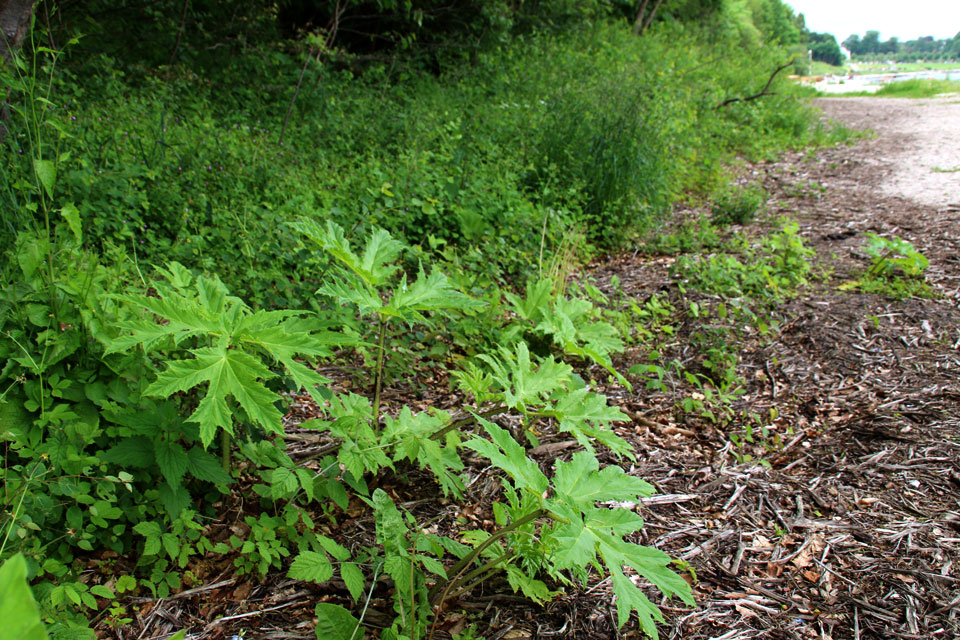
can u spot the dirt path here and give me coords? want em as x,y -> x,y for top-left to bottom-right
817,96 -> 960,209
570,97 -> 960,639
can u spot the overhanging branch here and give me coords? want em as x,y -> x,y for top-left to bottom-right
715,58 -> 796,110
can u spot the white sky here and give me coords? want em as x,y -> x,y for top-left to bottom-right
785,1 -> 960,42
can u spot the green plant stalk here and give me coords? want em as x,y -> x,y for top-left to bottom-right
867,250 -> 893,277
221,428 -> 231,472
371,317 -> 389,434
0,462 -> 42,558
429,507 -> 545,603
443,551 -> 512,599
429,405 -> 507,441
427,553 -> 512,640
408,539 -> 416,638
353,560 -> 383,640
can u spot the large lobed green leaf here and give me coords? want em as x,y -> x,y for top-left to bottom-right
0,555 -> 48,640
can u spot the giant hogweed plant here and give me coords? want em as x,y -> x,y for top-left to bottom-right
263,223 -> 693,638
295,416 -> 695,640
503,277 -> 629,388
292,218 -> 483,428
291,342 -> 691,637
106,261 -> 347,464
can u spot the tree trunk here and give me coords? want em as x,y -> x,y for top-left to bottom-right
632,0 -> 650,36
1,0 -> 35,66
1,0 -> 37,140
633,0 -> 665,37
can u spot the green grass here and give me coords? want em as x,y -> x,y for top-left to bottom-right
853,62 -> 960,73
873,78 -> 960,97
838,78 -> 960,98
810,60 -> 849,75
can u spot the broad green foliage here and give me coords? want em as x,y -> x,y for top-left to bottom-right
108,262 -> 345,447
0,555 -> 48,640
295,219 -> 481,323
839,233 -> 933,299
504,278 -> 627,385
464,419 -> 695,637
314,603 -> 365,640
672,220 -> 813,301
711,182 -> 767,226
864,233 -> 928,278
462,342 -> 633,458
0,2 -> 837,637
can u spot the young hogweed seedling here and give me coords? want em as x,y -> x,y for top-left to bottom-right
292,218 -> 483,431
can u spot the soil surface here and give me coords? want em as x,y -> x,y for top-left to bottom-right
816,96 -> 960,208
121,98 -> 960,640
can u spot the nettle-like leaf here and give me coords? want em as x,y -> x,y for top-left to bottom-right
542,387 -> 633,459
108,264 -> 345,447
382,407 -> 464,497
383,263 -> 482,324
477,342 -> 573,411
288,534 -> 350,586
314,603 -> 365,640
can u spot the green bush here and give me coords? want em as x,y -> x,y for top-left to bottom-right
711,182 -> 767,225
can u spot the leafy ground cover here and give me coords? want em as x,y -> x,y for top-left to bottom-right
1,4 -> 872,640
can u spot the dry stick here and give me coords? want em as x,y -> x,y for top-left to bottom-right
168,0 -> 190,66
42,0 -> 55,50
430,405 -> 505,441
278,0 -> 347,146
715,58 -> 797,110
278,45 -> 315,146
205,600 -> 307,628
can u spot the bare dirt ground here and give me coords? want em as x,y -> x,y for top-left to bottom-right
817,96 -> 960,208
121,99 -> 960,640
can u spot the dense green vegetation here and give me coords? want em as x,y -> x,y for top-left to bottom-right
1,1 -> 847,638
808,31 -> 843,67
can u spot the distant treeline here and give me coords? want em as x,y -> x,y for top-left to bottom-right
843,30 -> 960,62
